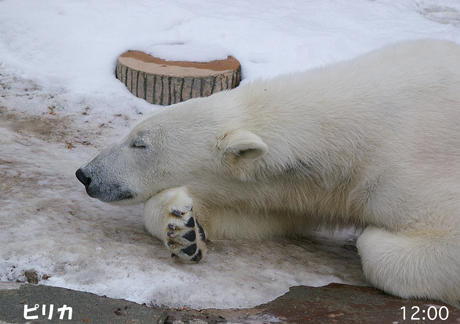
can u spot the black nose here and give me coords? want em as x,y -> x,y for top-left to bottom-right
76,168 -> 91,187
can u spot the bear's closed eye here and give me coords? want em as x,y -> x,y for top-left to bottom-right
130,141 -> 147,149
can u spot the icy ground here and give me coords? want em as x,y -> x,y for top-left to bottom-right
1,0 -> 460,309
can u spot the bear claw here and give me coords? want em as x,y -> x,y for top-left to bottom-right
171,209 -> 184,217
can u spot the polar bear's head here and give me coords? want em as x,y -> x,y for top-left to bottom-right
76,98 -> 268,204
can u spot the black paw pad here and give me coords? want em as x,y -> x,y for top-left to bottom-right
191,250 -> 202,262
182,230 -> 196,242
181,243 -> 197,256
197,220 -> 206,242
185,217 -> 195,228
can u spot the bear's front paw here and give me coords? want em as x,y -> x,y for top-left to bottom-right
165,204 -> 206,263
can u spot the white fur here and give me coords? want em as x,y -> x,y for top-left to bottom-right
78,39 -> 460,305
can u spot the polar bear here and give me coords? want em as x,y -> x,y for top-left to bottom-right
76,39 -> 460,305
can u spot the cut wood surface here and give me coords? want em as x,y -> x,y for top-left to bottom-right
116,51 -> 241,105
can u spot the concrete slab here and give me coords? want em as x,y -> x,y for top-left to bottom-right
0,282 -> 458,323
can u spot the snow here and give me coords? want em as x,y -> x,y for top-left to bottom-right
1,0 -> 460,310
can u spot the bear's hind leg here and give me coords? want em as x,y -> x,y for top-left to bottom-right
357,226 -> 460,306
143,187 -> 207,262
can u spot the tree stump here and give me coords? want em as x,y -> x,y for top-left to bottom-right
116,51 -> 241,105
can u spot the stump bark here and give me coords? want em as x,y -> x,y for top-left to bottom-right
116,51 -> 241,105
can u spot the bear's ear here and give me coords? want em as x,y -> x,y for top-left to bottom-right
221,129 -> 268,160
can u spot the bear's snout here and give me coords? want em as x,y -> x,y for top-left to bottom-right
76,168 -> 91,187
75,166 -> 135,202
